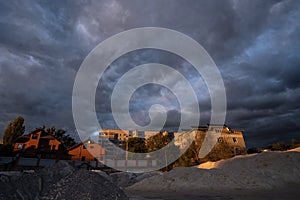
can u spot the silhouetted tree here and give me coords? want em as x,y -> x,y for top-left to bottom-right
267,141 -> 289,151
291,138 -> 300,149
204,140 -> 233,162
2,116 -> 25,147
173,133 -> 234,167
247,148 -> 262,154
126,137 -> 147,153
173,144 -> 197,167
45,126 -> 76,148
146,132 -> 171,152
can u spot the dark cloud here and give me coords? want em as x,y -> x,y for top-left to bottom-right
0,0 -> 299,148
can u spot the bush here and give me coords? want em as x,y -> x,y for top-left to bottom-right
247,148 -> 262,154
267,141 -> 289,151
291,138 -> 300,149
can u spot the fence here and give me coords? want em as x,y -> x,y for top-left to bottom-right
0,156 -> 157,170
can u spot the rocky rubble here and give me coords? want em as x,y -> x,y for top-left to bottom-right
0,161 -> 128,200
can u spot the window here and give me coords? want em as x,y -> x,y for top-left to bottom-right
233,137 -> 237,143
81,156 -> 86,161
32,133 -> 38,139
114,134 -> 118,140
83,145 -> 86,149
217,137 -> 223,143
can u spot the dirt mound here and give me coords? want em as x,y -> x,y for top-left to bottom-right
0,161 -> 128,200
127,151 -> 300,193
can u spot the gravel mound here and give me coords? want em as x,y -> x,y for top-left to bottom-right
127,151 -> 300,193
0,161 -> 128,200
110,171 -> 162,188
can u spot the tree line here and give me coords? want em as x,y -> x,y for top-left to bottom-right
125,131 -> 235,170
0,117 -> 237,169
2,116 -> 299,170
247,139 -> 300,154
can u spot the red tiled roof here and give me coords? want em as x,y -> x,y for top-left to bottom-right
40,135 -> 56,140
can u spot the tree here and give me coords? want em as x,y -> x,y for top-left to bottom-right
2,116 -> 25,147
146,132 -> 179,171
267,141 -> 289,151
173,132 -> 234,167
204,140 -> 233,162
173,144 -> 197,167
126,137 -> 147,153
291,138 -> 300,149
45,126 -> 76,148
146,132 -> 171,152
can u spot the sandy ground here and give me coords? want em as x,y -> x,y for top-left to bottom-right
126,148 -> 300,200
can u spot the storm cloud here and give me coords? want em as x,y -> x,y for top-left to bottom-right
0,0 -> 299,147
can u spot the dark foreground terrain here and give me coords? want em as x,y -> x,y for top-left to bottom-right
127,184 -> 300,200
0,161 -> 128,200
1,149 -> 299,200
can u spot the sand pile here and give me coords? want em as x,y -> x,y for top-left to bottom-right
288,147 -> 300,152
127,151 -> 300,193
0,161 -> 128,200
196,154 -> 257,169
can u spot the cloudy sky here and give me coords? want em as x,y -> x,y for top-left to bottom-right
0,0 -> 299,147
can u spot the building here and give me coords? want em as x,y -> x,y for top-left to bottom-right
13,129 -> 68,159
174,125 -> 247,156
68,139 -> 105,162
100,129 -> 130,146
99,129 -> 163,160
99,129 -> 161,145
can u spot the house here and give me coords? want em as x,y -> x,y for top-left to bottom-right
68,139 -> 105,162
13,128 -> 68,159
